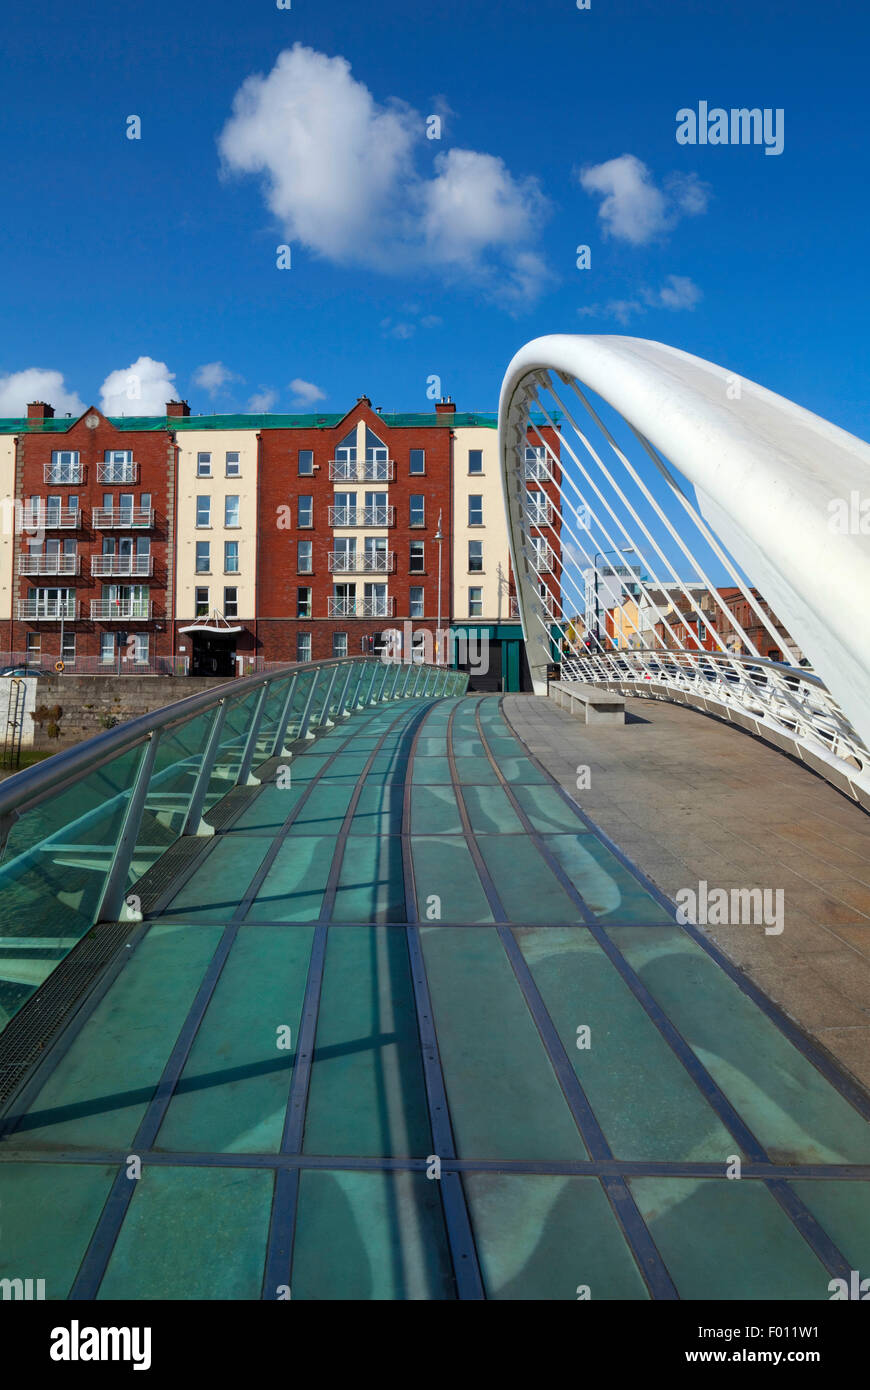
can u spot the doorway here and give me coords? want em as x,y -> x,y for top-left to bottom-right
191,633 -> 236,677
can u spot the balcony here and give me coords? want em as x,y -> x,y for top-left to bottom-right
17,598 -> 79,620
92,506 -> 154,529
18,553 -> 81,576
327,597 -> 395,618
524,453 -> 550,480
90,599 -> 154,621
97,459 -> 138,484
329,506 -> 394,528
525,497 -> 554,528
43,461 -> 83,485
328,550 -> 395,573
329,459 -> 394,482
91,555 -> 154,578
21,506 -> 81,530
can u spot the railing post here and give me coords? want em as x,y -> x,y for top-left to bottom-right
364,661 -> 381,706
318,664 -> 342,729
373,661 -> 392,703
235,682 -> 269,787
95,730 -> 162,923
335,661 -> 356,718
388,660 -> 403,699
398,662 -> 414,698
350,662 -> 367,710
182,699 -> 227,836
297,669 -> 322,741
271,674 -> 299,756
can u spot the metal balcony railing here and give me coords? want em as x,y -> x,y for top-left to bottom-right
328,597 -> 395,617
21,506 -> 81,530
18,553 -> 80,576
524,454 -> 550,480
525,497 -> 554,527
97,460 -> 138,484
92,507 -> 154,529
90,599 -> 154,621
43,461 -> 83,485
17,598 -> 79,620
90,555 -> 154,577
329,459 -> 394,482
328,506 -> 394,527
327,551 -> 394,573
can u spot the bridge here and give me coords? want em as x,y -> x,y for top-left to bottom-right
1,337 -> 869,1301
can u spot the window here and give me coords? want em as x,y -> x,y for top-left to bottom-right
468,495 -> 483,526
195,541 -> 210,573
410,494 -> 425,527
409,540 -> 425,573
196,496 -> 211,527
468,449 -> 483,475
99,632 -> 115,665
469,586 -> 483,618
409,586 -> 424,619
60,631 -> 76,662
196,453 -> 212,477
296,631 -> 312,663
25,633 -> 41,659
224,540 -> 239,573
223,587 -> 238,619
332,632 -> 348,658
298,450 -> 314,475
468,540 -> 483,572
297,539 -> 313,573
297,587 -> 312,619
225,495 -> 240,527
195,587 -> 209,617
298,495 -> 313,527
225,452 -> 240,477
131,633 -> 149,664
409,449 -> 425,475
48,450 -> 81,483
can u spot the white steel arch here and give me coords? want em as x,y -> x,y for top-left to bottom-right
498,335 -> 870,807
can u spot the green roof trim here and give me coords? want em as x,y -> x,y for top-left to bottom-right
0,409 -> 558,436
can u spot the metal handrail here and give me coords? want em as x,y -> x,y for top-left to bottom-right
0,656 -> 454,821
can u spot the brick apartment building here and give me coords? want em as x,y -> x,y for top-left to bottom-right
0,395 -> 561,687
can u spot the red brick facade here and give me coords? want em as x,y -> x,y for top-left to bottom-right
8,407 -> 175,665
255,399 -> 453,662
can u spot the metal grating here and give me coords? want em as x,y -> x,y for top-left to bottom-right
0,920 -> 136,1111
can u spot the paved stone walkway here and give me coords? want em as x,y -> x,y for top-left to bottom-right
504,694 -> 870,1091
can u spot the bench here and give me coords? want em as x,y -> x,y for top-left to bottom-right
548,680 -> 625,725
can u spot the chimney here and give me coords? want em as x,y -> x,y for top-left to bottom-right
27,401 -> 54,420
166,399 -> 190,418
435,396 -> 455,415
356,395 -> 372,408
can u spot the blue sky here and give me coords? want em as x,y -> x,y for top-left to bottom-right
1,0 -> 868,437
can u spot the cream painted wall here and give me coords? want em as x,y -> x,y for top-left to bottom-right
175,431 -> 258,617
0,436 -> 17,623
452,427 -> 513,622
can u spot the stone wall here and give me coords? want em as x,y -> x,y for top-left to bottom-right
13,675 -> 233,751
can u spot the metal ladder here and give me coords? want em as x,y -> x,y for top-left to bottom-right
1,678 -> 25,770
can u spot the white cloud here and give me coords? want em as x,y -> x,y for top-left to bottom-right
288,378 -> 326,404
0,368 -> 85,417
219,45 -> 551,304
579,154 -> 709,245
192,361 -> 240,397
100,356 -> 177,415
248,389 -> 278,412
579,276 -> 702,325
653,274 -> 703,311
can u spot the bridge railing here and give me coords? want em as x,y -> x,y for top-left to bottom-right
0,656 -> 465,1030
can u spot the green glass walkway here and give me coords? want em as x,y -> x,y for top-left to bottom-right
1,693 -> 869,1299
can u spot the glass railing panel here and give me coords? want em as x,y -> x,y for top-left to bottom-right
202,690 -> 262,810
283,667 -> 318,740
0,745 -> 144,1028
124,708 -> 218,884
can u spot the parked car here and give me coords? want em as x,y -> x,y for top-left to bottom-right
0,664 -> 52,677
